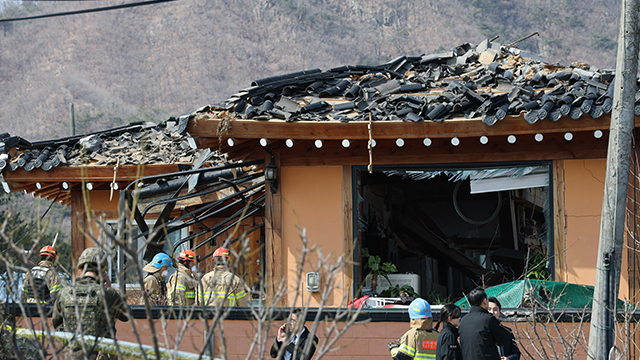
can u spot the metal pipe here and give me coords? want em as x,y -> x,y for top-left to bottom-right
14,328 -> 215,360
123,159 -> 264,192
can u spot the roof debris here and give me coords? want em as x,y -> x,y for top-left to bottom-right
0,119 -> 220,172
195,39 -> 629,128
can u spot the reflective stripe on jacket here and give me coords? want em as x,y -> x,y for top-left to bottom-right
166,263 -> 198,306
391,319 -> 439,360
200,264 -> 248,307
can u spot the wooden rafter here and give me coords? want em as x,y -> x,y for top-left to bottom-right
188,113 -> 632,141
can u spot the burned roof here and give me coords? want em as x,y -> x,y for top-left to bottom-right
198,39 -> 628,126
0,119 -> 222,172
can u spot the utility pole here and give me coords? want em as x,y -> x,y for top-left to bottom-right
588,0 -> 640,358
70,103 -> 76,136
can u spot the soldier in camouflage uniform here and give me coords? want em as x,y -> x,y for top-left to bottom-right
389,298 -> 439,360
52,247 -> 129,360
200,247 -> 248,307
139,252 -> 172,305
166,249 -> 199,306
22,245 -> 62,303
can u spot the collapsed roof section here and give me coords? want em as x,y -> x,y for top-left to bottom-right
0,119 -> 238,206
204,39 -> 624,126
0,119 -> 207,173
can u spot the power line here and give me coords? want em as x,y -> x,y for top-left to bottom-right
0,0 -> 176,23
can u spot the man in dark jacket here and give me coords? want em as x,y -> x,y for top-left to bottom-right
488,297 -> 521,360
458,287 -> 512,360
271,308 -> 318,360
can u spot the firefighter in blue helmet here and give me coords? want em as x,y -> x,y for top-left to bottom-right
140,253 -> 173,305
389,298 -> 439,360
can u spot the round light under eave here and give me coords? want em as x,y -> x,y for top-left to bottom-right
36,182 -> 42,190
451,137 -> 460,146
396,138 -> 405,147
227,138 -> 235,147
535,133 -> 544,142
342,139 -> 350,148
507,135 -> 516,144
86,183 -> 93,191
285,139 -> 294,148
594,130 -> 603,139
315,140 -> 323,148
62,182 -> 69,190
423,138 -> 432,147
564,132 -> 573,141
480,136 -> 489,145
259,138 -> 268,147
369,139 -> 377,148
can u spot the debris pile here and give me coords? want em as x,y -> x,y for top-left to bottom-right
0,120 -> 215,172
200,38 -> 626,126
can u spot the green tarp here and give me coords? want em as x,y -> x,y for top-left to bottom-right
455,280 -> 626,309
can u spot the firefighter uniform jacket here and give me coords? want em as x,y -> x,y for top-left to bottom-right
391,318 -> 439,360
140,270 -> 167,305
22,260 -> 62,303
200,264 -> 248,306
167,263 -> 198,306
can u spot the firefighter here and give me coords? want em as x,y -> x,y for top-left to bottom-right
140,252 -> 173,305
200,247 -> 249,306
22,245 -> 62,303
389,298 -> 439,360
166,249 -> 198,306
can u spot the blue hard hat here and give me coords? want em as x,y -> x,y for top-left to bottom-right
408,298 -> 432,319
150,253 -> 173,269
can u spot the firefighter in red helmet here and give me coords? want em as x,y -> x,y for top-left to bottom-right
167,249 -> 199,306
200,247 -> 249,307
22,245 -> 63,303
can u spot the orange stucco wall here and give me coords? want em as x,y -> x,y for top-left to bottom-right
24,315 -> 612,360
562,159 -> 629,299
281,166 -> 345,307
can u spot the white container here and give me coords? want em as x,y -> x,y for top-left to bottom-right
365,273 -> 421,294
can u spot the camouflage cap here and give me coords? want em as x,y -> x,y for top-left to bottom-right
77,247 -> 106,270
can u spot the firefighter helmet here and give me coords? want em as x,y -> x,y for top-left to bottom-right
212,247 -> 230,259
150,252 -> 173,269
39,245 -> 57,259
408,298 -> 432,319
177,249 -> 197,263
77,247 -> 106,270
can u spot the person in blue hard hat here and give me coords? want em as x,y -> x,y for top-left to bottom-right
389,298 -> 439,360
140,252 -> 173,305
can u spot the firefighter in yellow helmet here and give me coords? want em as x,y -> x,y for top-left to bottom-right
166,249 -> 199,306
389,298 -> 439,360
200,247 -> 249,307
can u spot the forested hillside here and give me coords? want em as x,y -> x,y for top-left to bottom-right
0,0 -> 621,141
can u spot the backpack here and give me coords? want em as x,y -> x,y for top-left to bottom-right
25,266 -> 51,302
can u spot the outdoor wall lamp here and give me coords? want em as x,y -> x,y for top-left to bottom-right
306,272 -> 320,292
265,155 -> 278,194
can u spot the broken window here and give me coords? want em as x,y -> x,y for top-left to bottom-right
102,221 -> 189,285
354,162 -> 552,302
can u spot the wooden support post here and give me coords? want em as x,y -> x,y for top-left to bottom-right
589,0 -> 640,357
265,148 -> 284,306
342,166 -> 354,303
70,191 -> 87,268
553,160 -> 566,281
